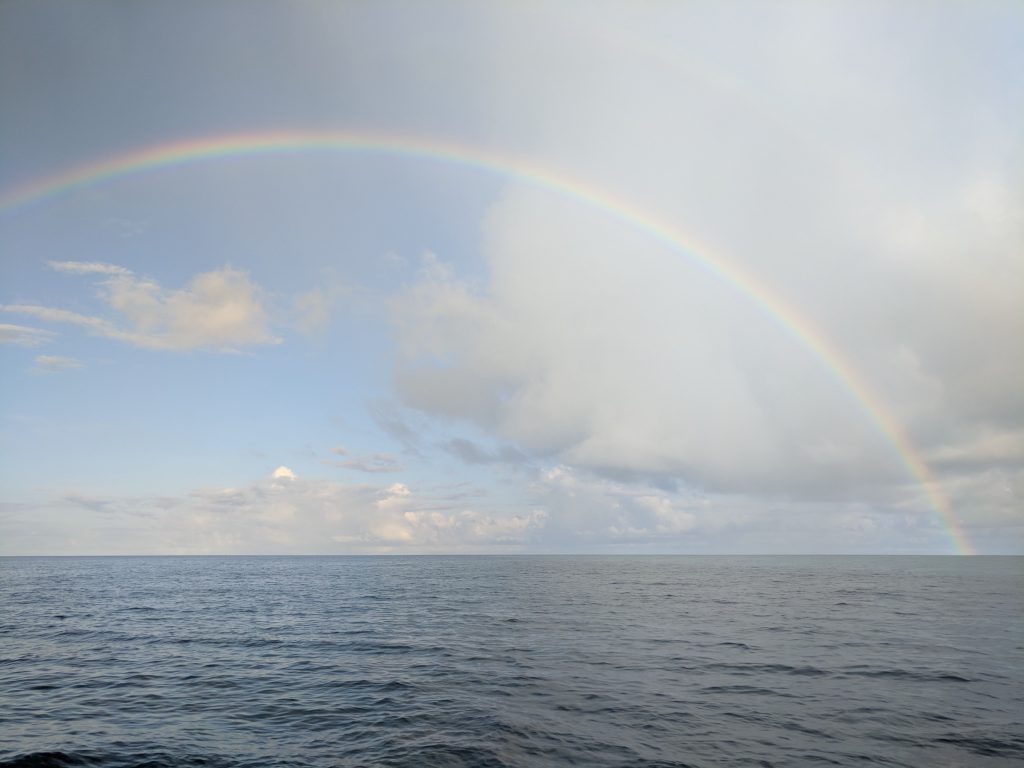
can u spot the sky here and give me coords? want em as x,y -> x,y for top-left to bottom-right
0,1 -> 1021,555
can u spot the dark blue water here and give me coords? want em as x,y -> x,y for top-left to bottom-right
1,556 -> 1021,767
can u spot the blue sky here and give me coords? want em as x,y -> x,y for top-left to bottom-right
1,1 -> 1021,554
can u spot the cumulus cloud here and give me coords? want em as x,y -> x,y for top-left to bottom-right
4,266 -> 280,351
389,3 -> 1023,528
270,466 -> 297,489
0,323 -> 55,347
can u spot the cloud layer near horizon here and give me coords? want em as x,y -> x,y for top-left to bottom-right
1,463 -> 987,556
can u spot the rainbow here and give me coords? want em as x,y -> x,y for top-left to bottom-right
0,129 -> 974,554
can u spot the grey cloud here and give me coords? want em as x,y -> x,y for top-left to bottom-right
442,438 -> 527,466
367,400 -> 422,451
386,4 -> 1022,533
525,464 -> 982,554
63,492 -> 181,517
326,453 -> 404,474
63,494 -> 118,513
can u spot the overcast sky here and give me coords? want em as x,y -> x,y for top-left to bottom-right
1,1 -> 1021,555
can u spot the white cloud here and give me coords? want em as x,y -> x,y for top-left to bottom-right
0,323 -> 56,347
524,463 -> 980,553
3,305 -> 124,338
1,460 -> 1013,554
47,260 -> 133,276
388,3 -> 1023,525
32,354 -> 83,373
22,473 -> 548,555
103,268 -> 280,350
292,288 -> 331,334
4,266 -> 280,352
269,466 -> 297,491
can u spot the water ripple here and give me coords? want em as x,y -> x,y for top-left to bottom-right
1,555 -> 1021,767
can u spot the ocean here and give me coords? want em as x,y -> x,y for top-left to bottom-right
0,556 -> 1021,767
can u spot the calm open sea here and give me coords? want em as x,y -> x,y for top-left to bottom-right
0,556 -> 1021,767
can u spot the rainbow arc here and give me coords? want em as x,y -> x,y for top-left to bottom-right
0,130 -> 974,554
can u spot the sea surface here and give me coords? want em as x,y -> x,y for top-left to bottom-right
0,556 -> 1021,767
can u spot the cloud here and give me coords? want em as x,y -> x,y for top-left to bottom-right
387,4 -> 1023,523
269,465 -> 297,490
271,465 -> 296,479
442,437 -> 527,466
5,266 -> 280,351
0,323 -> 56,347
524,463 -> 977,554
47,260 -> 133,276
32,354 -> 83,373
3,458 -> 1014,554
326,452 -> 404,474
61,493 -> 116,512
291,287 -> 332,334
4,305 -> 122,337
367,400 -> 422,451
925,428 -> 1024,473
18,472 -> 548,555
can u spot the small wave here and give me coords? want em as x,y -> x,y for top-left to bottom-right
706,662 -> 831,677
700,684 -> 797,698
0,753 -> 98,768
840,667 -> 972,683
370,742 -> 513,767
935,734 -> 1024,759
0,751 -> 305,768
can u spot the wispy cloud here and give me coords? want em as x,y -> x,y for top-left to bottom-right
4,305 -> 121,336
32,354 -> 83,373
325,452 -> 403,474
47,260 -> 133,276
0,323 -> 56,347
4,266 -> 281,352
442,438 -> 527,466
368,400 -> 422,451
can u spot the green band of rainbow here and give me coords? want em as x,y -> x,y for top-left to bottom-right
0,129 -> 974,554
